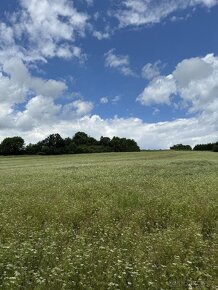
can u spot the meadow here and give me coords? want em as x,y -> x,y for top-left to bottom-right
0,151 -> 218,289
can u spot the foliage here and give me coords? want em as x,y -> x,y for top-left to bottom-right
0,151 -> 218,289
72,132 -> 98,146
0,132 -> 140,155
170,144 -> 192,151
0,136 -> 25,155
213,142 -> 218,152
193,143 -> 215,151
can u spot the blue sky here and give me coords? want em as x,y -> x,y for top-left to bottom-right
0,0 -> 218,149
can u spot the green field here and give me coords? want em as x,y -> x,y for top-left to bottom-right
0,151 -> 218,289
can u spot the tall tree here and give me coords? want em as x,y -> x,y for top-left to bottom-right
0,137 -> 25,155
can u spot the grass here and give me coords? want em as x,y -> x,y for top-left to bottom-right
0,151 -> 218,289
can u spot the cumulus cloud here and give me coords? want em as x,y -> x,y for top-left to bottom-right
104,49 -> 136,76
13,0 -> 88,60
137,75 -> 177,106
0,56 -> 92,133
1,57 -> 67,100
0,1 -> 93,140
173,54 -> 218,114
15,95 -> 62,131
0,52 -> 217,150
115,0 -> 218,28
66,100 -> 94,117
138,53 -> 218,114
0,112 -> 217,150
2,53 -> 217,150
0,0 -> 89,66
0,72 -> 27,107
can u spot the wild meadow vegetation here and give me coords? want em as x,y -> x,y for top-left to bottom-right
0,151 -> 218,289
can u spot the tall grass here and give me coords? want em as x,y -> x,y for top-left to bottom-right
0,151 -> 218,289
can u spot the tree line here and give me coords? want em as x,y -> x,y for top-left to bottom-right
0,132 -> 140,155
170,141 -> 218,152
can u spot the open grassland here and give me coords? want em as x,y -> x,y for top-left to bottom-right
0,151 -> 218,290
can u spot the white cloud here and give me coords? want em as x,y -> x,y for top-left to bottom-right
92,24 -> 112,40
137,74 -> 177,106
142,61 -> 162,80
104,49 -> 136,76
12,0 -> 88,60
0,72 -> 27,107
99,96 -> 121,105
2,57 -> 67,99
0,52 -> 217,150
173,54 -> 218,113
0,57 -> 68,131
115,0 -> 218,28
138,53 -> 218,114
61,99 -> 94,119
0,112 -> 217,149
15,95 -> 62,130
0,23 -> 15,47
112,96 -> 121,104
93,30 -> 110,40
100,97 -> 109,104
70,100 -> 94,116
0,0 -> 89,65
173,56 -> 213,87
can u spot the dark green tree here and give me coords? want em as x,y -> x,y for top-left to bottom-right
72,132 -> 97,146
170,144 -> 192,151
194,143 -> 214,151
99,136 -> 111,146
42,134 -> 65,148
110,137 -> 140,152
213,142 -> 218,152
72,132 -> 90,145
0,136 -> 25,155
65,139 -> 77,154
40,134 -> 65,154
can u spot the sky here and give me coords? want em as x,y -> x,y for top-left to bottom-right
0,0 -> 218,149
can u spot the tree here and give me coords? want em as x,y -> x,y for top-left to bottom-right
99,136 -> 111,147
25,143 -> 41,155
170,144 -> 192,151
62,138 -> 76,153
72,132 -> 89,145
213,142 -> 218,152
72,132 -> 97,146
40,134 -> 65,154
110,137 -> 140,152
42,134 -> 65,148
0,137 -> 25,155
0,132 -> 140,155
193,143 -> 214,151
